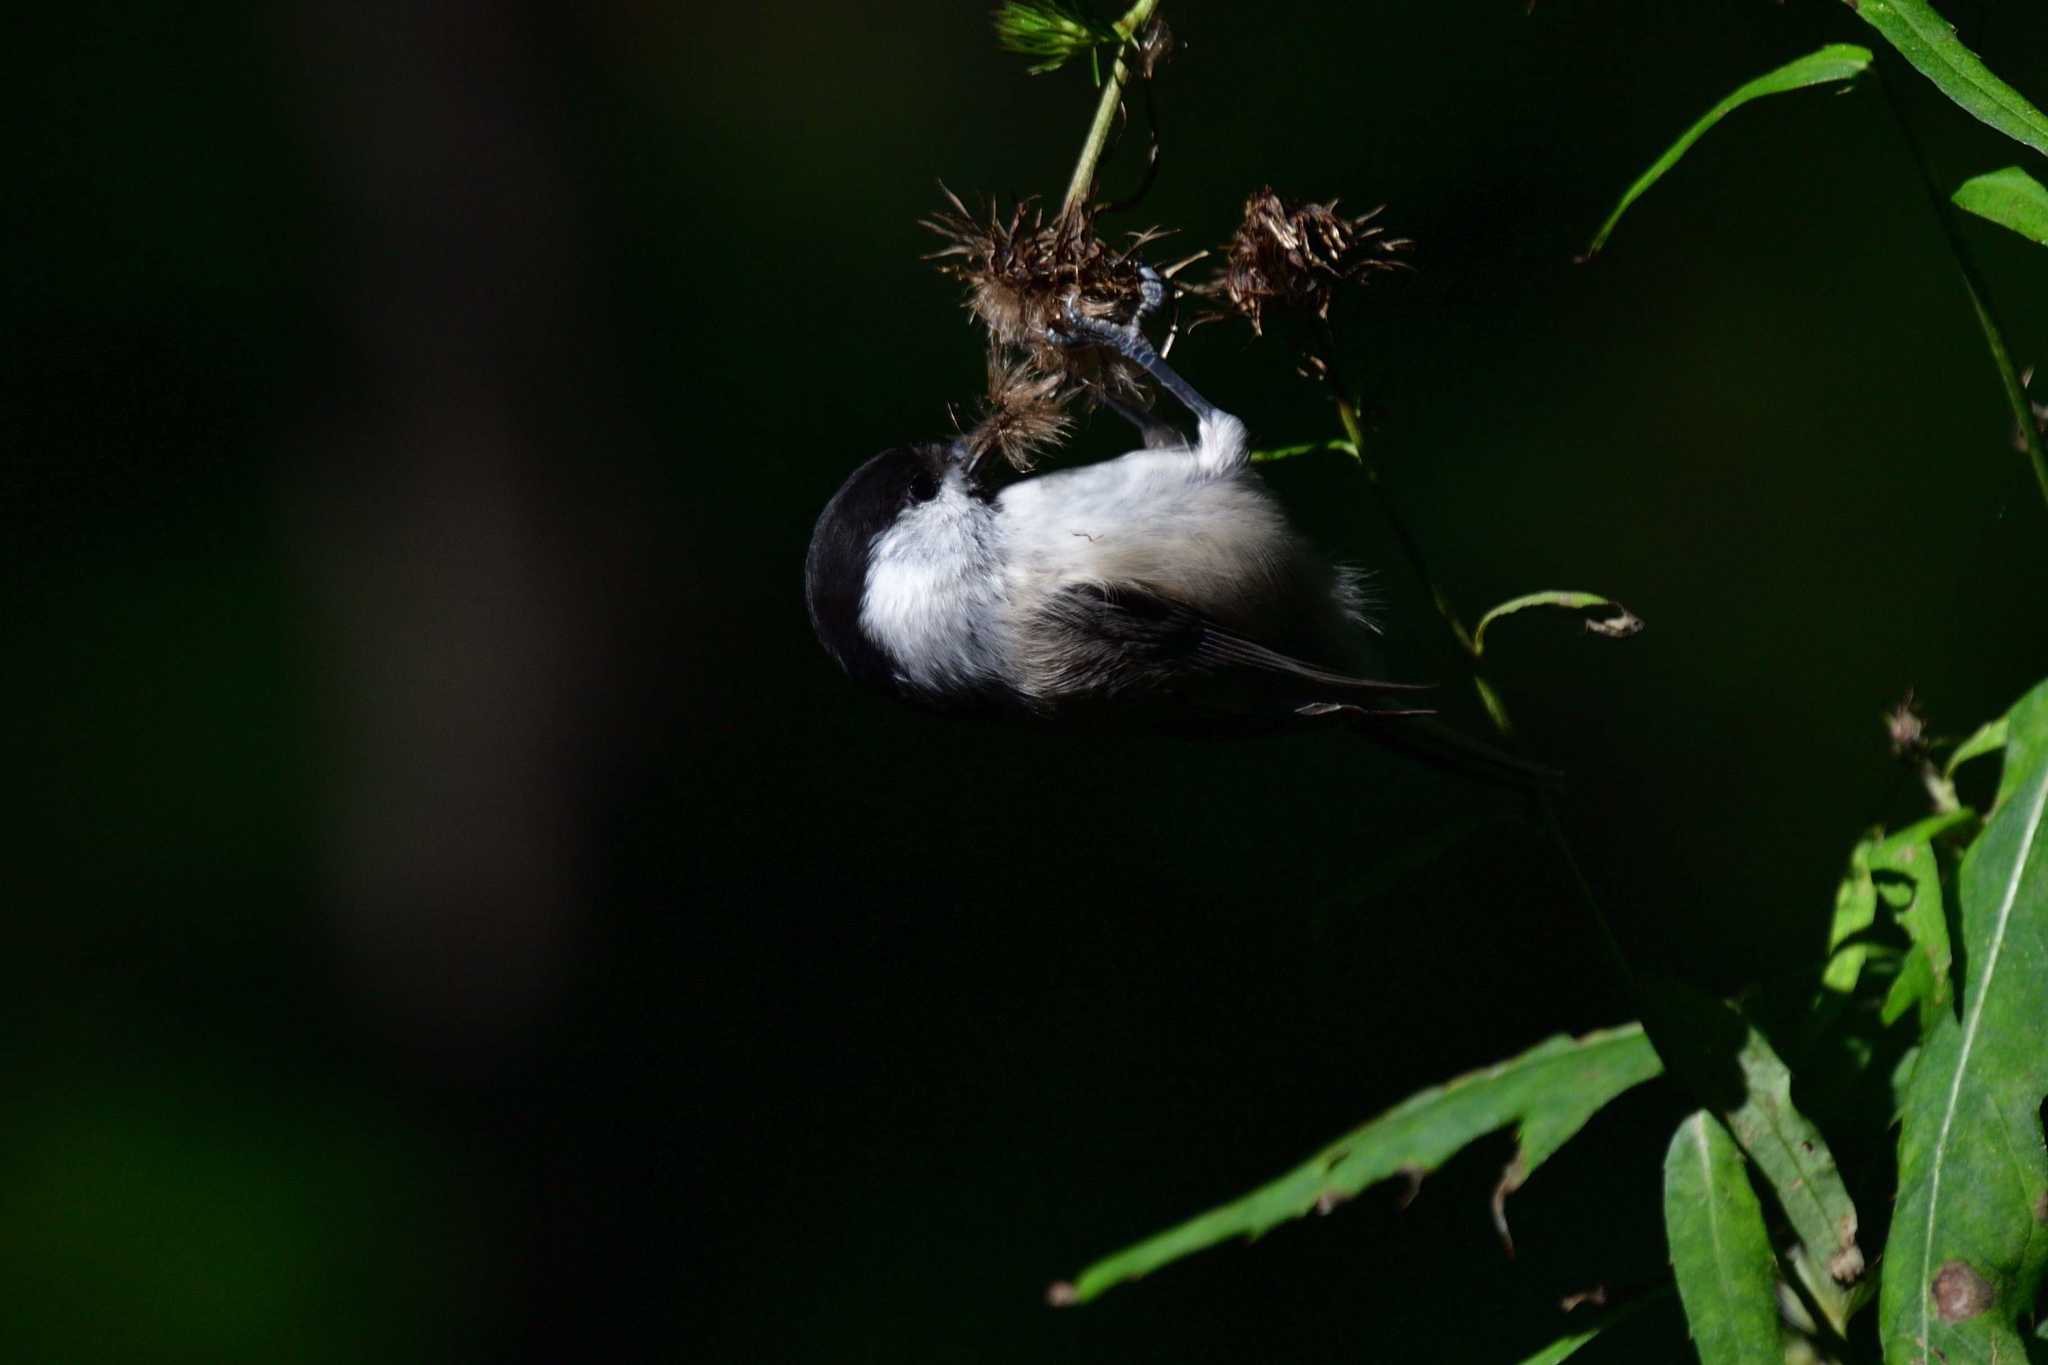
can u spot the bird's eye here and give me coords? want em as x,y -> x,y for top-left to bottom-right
906,470 -> 940,504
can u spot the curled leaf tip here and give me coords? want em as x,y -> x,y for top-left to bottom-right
1045,1280 -> 1079,1308
1490,1158 -> 1528,1258
1557,1285 -> 1609,1313
1583,608 -> 1643,639
1472,590 -> 1641,656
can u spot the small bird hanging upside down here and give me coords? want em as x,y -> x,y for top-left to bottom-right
804,279 -> 1552,786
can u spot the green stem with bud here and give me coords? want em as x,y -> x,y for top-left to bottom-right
1060,0 -> 1162,216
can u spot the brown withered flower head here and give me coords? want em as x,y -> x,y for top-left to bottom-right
956,348 -> 1073,472
922,189 -> 1167,466
1206,187 -> 1412,336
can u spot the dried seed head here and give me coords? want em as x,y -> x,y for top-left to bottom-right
1204,187 -> 1411,335
922,189 -> 1163,454
958,348 -> 1073,471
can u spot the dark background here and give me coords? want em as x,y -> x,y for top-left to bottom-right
6,1 -> 2047,1360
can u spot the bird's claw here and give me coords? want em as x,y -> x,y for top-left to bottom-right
1046,295 -> 1142,353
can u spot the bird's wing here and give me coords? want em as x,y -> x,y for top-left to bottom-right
1043,584 -> 1560,788
1040,582 -> 1431,714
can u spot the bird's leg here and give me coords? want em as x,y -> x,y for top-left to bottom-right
1051,296 -> 1220,426
1096,391 -> 1184,450
1132,262 -> 1167,328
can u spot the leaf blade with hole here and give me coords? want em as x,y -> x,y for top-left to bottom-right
1051,1026 -> 1662,1304
1879,678 -> 2048,1365
1664,1112 -> 1781,1365
1585,45 -> 1872,256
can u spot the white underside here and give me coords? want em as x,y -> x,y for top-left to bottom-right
860,414 -> 1363,701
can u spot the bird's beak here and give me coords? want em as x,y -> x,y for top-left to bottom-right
949,438 -> 989,487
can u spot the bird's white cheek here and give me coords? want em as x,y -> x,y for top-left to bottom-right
860,547 -> 1010,693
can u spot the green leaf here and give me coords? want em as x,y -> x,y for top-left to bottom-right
1513,1325 -> 1604,1365
1664,1112 -> 1781,1365
1880,677 -> 2048,1365
1248,437 -> 1358,465
991,0 -> 1119,75
1470,591 -> 1643,657
1850,0 -> 2048,158
1050,1026 -> 1662,1304
1647,987 -> 1866,1325
1585,45 -> 1872,257
1874,813 -> 1972,1033
1947,717 -> 2011,783
1954,167 -> 2048,246
1822,831 -> 1881,997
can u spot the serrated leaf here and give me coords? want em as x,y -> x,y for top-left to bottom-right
1648,986 -> 1865,1324
1585,45 -> 1872,256
1850,0 -> 2048,158
1051,1027 -> 1662,1304
1664,1112 -> 1781,1365
1880,677 -> 2048,1365
1954,167 -> 2048,246
1470,591 -> 1643,657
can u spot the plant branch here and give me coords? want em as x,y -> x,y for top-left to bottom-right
1061,0 -> 1162,216
1876,60 -> 2048,515
1312,334 -> 1642,1013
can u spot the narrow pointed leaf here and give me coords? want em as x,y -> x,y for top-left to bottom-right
1471,591 -> 1643,656
1954,167 -> 2048,246
1585,45 -> 1872,256
1850,0 -> 2048,157
1664,1112 -> 1780,1365
1249,437 -> 1357,465
1512,1289 -> 1669,1365
1051,1027 -> 1661,1304
1880,677 -> 2048,1365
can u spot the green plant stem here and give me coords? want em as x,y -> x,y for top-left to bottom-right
1317,347 -> 1642,1011
1060,0 -> 1161,215
1876,60 -> 2048,515
1330,394 -> 1478,656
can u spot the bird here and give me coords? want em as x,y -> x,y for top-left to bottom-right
803,292 -> 1550,785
